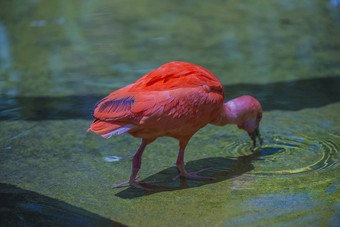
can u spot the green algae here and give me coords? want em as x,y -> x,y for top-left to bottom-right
1,104 -> 339,226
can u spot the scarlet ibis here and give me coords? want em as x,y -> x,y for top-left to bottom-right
88,61 -> 262,190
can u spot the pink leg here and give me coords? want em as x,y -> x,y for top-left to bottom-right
114,138 -> 155,190
173,139 -> 215,180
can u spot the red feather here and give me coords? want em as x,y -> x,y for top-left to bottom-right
89,61 -> 225,137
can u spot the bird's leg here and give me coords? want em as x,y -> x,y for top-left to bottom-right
173,139 -> 215,180
114,138 -> 155,190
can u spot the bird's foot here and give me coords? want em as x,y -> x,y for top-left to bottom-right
130,179 -> 164,191
113,175 -> 141,188
114,175 -> 161,191
173,167 -> 216,181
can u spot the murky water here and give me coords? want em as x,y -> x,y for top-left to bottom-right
1,1 -> 340,226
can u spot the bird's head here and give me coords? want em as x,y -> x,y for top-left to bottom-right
225,95 -> 263,147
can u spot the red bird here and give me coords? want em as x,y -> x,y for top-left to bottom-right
88,61 -> 262,190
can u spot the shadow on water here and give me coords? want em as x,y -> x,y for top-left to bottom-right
1,76 -> 340,121
0,183 -> 126,227
115,151 -> 266,199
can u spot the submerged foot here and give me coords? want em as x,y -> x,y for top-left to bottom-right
114,176 -> 162,191
173,167 -> 216,181
114,175 -> 141,188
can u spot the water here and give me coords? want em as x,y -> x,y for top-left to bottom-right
1,1 -> 340,226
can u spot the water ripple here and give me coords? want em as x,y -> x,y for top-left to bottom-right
225,113 -> 339,177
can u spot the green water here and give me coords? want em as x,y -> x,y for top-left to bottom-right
1,1 -> 340,226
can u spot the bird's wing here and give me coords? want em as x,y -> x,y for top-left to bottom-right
91,85 -> 136,121
92,61 -> 224,122
131,61 -> 224,94
128,61 -> 225,119
130,87 -> 224,120
92,86 -> 223,122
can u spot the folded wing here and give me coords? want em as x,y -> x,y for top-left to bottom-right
88,61 -> 225,136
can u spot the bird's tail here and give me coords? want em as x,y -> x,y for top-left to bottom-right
87,119 -> 133,139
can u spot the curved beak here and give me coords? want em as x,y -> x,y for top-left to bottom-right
250,125 -> 263,148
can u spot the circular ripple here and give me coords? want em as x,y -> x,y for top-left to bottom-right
225,112 -> 339,177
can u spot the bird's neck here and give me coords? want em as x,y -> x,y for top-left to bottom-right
212,99 -> 241,126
